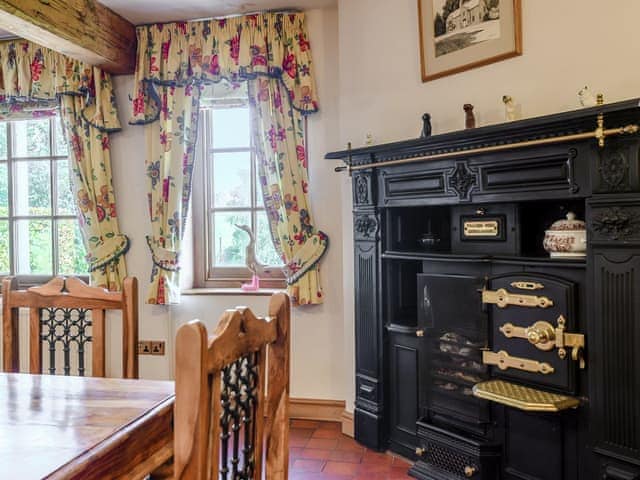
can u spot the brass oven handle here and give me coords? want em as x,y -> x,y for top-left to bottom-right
498,316 -> 586,368
499,321 -> 556,351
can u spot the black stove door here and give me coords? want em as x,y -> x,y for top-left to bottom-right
418,272 -> 490,433
486,272 -> 577,393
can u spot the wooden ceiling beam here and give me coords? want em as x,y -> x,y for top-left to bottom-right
0,0 -> 136,74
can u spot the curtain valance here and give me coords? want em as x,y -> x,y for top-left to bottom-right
0,39 -> 121,132
130,12 -> 319,125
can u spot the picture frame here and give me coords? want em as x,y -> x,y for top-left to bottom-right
418,0 -> 522,82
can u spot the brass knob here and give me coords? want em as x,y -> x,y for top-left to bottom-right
525,321 -> 555,349
527,329 -> 546,344
464,465 -> 477,477
415,447 -> 426,456
416,329 -> 425,337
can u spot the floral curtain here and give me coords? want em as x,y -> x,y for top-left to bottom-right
144,85 -> 200,304
248,77 -> 327,305
131,13 -> 326,305
0,39 -> 129,289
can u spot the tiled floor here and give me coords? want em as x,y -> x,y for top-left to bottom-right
289,420 -> 412,479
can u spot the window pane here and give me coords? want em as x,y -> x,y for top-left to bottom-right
255,163 -> 264,206
212,152 -> 251,207
54,118 -> 69,156
13,119 -> 51,157
212,107 -> 250,149
256,211 -> 283,266
213,211 -> 250,266
0,163 -> 7,217
0,220 -> 8,273
0,123 -> 7,160
56,159 -> 75,215
15,219 -> 52,274
14,160 -> 51,216
57,219 -> 87,274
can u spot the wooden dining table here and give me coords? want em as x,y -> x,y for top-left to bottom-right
0,372 -> 174,479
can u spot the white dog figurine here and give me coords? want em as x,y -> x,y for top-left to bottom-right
578,86 -> 597,107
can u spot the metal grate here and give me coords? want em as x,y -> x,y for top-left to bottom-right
40,307 -> 92,376
425,441 -> 474,478
219,351 -> 260,480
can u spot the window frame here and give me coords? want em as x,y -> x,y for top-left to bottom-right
192,96 -> 285,289
0,117 -> 88,288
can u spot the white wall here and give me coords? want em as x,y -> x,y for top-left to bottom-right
110,7 -> 345,401
336,0 -> 640,410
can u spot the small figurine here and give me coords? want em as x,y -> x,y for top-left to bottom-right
364,133 -> 374,146
463,104 -> 475,129
502,95 -> 517,121
235,224 -> 279,291
420,113 -> 432,138
578,86 -> 598,107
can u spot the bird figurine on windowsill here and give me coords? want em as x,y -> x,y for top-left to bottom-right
235,224 -> 276,291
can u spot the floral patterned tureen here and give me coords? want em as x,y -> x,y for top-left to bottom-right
543,212 -> 587,258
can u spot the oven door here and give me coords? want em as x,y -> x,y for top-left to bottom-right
418,273 -> 490,433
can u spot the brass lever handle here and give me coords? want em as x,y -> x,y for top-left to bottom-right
416,329 -> 425,337
500,321 -> 556,351
498,316 -> 586,369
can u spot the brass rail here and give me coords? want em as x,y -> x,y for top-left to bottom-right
335,123 -> 640,174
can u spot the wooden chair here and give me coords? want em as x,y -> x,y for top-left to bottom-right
2,276 -> 138,378
173,292 -> 290,480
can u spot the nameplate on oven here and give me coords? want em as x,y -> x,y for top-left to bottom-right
459,214 -> 506,241
463,220 -> 499,237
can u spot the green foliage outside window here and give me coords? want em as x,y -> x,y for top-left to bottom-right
0,120 -> 87,276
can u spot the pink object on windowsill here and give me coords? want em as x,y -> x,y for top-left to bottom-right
241,275 -> 260,291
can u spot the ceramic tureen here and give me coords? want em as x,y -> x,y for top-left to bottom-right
543,212 -> 586,258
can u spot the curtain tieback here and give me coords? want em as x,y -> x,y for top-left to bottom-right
87,234 -> 131,272
146,236 -> 181,272
283,231 -> 328,285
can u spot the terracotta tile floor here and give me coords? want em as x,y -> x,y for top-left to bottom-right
288,420 -> 412,479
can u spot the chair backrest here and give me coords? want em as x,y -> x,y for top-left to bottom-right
174,292 -> 290,480
2,276 -> 138,378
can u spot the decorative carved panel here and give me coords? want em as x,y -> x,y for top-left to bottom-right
599,151 -> 630,192
353,172 -> 374,206
592,206 -> 640,241
447,162 -> 478,201
354,214 -> 379,241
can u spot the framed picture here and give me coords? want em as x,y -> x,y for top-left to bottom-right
418,0 -> 522,82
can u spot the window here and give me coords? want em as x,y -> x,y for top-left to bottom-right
193,83 -> 283,288
0,118 -> 86,284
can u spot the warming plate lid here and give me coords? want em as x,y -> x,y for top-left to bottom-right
472,380 -> 580,412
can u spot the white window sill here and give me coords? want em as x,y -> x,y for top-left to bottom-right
181,288 -> 283,297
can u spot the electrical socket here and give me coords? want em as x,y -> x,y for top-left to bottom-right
150,341 -> 166,356
138,341 -> 152,355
